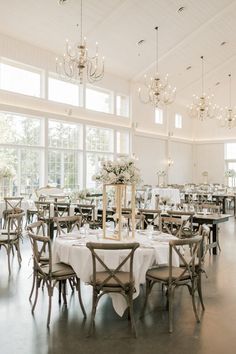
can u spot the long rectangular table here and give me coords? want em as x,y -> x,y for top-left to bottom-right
193,213 -> 230,255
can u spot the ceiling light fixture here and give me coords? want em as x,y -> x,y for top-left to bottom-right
187,56 -> 217,121
138,26 -> 176,108
218,74 -> 236,129
56,0 -> 104,84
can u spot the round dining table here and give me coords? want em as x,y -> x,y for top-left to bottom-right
53,230 -> 179,316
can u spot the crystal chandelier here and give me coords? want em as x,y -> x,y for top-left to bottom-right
188,56 -> 218,120
138,26 -> 176,108
56,0 -> 104,84
218,74 -> 236,129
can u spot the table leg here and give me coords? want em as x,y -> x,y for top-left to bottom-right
212,224 -> 218,255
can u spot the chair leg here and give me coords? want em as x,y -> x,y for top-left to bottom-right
29,271 -> 36,302
88,289 -> 99,336
75,277 -> 86,318
15,243 -> 22,266
141,278 -> 152,317
168,286 -> 173,333
62,280 -> 67,305
197,273 -> 205,311
7,246 -> 11,275
32,278 -> 40,313
47,285 -> 53,327
191,279 -> 200,323
128,291 -> 137,338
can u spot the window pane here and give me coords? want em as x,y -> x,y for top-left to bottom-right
48,120 -> 82,149
48,150 -> 82,190
0,62 -> 41,97
116,95 -> 129,117
48,77 -> 79,106
86,126 -> 114,152
117,131 -> 130,154
225,143 -> 236,159
0,112 -> 42,146
86,87 -> 112,113
175,113 -> 182,129
86,153 -> 113,188
20,149 -> 41,195
155,109 -> 163,124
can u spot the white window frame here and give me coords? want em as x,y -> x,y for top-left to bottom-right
155,108 -> 163,124
175,113 -> 182,129
0,57 -> 44,98
85,85 -> 114,114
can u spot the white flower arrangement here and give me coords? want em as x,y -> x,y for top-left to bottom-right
0,165 -> 15,179
93,158 -> 142,185
225,169 -> 236,178
157,170 -> 166,177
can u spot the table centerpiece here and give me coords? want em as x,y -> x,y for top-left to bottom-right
93,158 -> 141,240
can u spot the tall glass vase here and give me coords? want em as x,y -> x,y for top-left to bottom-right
102,183 -> 136,240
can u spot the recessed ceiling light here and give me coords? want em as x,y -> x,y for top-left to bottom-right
215,82 -> 220,86
186,65 -> 192,70
137,39 -> 145,46
220,41 -> 227,46
178,6 -> 185,13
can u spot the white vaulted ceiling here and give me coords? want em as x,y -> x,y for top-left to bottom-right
0,0 -> 236,107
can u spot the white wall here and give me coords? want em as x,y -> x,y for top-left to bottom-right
194,142 -> 225,184
133,133 -> 167,186
168,141 -> 193,185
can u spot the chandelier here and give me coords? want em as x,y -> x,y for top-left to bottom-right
188,56 -> 218,120
218,74 -> 236,129
138,26 -> 176,108
56,0 -> 104,84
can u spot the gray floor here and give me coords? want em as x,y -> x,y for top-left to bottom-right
1,218 -> 236,354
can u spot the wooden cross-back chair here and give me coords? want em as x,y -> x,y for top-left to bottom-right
53,215 -> 82,237
142,235 -> 203,333
28,230 -> 86,327
3,196 -> 24,227
0,211 -> 25,274
86,241 -> 140,337
74,204 -> 95,225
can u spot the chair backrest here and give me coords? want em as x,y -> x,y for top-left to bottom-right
139,208 -> 162,228
86,242 -> 139,290
169,235 -> 203,283
167,210 -> 194,231
5,212 -> 25,238
34,201 -> 51,220
53,202 -> 70,218
27,220 -> 46,237
160,215 -> 184,237
4,196 -> 23,211
28,231 -> 52,276
53,215 -> 82,236
75,204 -> 95,224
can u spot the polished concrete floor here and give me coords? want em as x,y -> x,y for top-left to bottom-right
1,218 -> 236,354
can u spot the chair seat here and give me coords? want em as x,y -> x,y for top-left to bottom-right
91,271 -> 133,287
0,233 -> 18,241
147,266 -> 190,282
41,263 -> 75,277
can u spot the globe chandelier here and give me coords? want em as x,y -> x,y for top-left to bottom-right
218,74 -> 236,129
188,56 -> 218,120
138,26 -> 176,108
56,0 -> 104,84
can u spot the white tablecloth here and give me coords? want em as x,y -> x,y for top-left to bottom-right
53,231 -> 179,316
150,188 -> 181,208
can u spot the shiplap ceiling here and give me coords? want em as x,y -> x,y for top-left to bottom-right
0,0 -> 236,106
